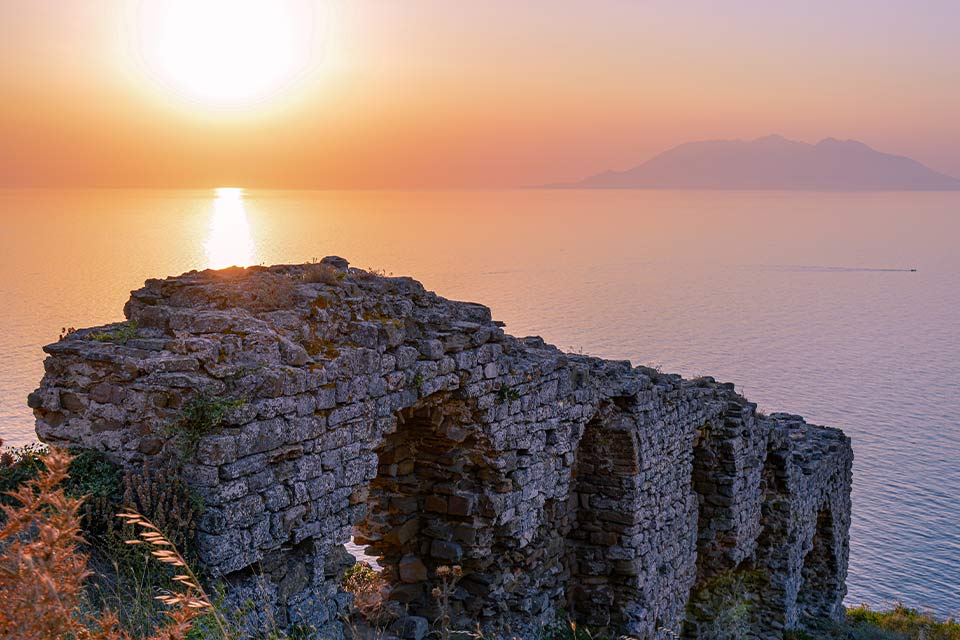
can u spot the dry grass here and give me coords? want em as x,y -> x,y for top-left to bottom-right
341,561 -> 392,632
0,440 -> 205,640
354,267 -> 392,280
118,509 -> 227,637
844,604 -> 960,640
431,564 -> 465,640
302,263 -> 344,285
0,446 -> 92,638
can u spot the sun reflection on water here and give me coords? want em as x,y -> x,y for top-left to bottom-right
205,187 -> 255,269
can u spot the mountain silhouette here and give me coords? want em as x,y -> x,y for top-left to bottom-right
557,135 -> 960,190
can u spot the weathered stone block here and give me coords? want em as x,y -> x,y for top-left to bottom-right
399,554 -> 428,583
430,540 -> 463,563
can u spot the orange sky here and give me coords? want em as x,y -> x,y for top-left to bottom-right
1,1 -> 959,188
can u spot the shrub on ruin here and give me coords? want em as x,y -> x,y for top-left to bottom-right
355,266 -> 392,280
301,263 -> 343,285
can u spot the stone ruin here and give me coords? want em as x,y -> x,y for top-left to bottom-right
30,258 -> 853,639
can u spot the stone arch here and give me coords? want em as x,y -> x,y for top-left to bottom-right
743,439 -> 794,632
564,413 -> 642,628
795,505 -> 841,627
28,263 -> 855,639
689,402 -> 767,581
352,394 -> 497,622
683,400 -> 771,639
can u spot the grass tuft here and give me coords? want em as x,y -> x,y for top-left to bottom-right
302,263 -> 344,284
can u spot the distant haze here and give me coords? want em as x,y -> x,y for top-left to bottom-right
2,2 -> 960,187
561,135 -> 960,190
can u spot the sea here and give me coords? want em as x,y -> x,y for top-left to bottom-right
1,187 -> 958,615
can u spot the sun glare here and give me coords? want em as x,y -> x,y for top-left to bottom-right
205,187 -> 255,269
137,0 -> 315,106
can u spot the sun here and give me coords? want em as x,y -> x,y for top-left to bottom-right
137,0 -> 315,106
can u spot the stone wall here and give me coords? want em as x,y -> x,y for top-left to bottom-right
29,258 -> 853,639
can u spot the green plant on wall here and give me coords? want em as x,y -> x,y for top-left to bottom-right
496,384 -> 521,403
89,320 -> 139,344
167,390 -> 245,455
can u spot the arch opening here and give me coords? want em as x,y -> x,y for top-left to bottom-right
796,506 -> 840,626
352,398 -> 494,624
565,417 -> 641,628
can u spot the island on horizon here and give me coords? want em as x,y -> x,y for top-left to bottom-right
551,134 -> 960,191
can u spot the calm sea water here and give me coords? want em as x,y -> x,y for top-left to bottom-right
1,188 -> 958,615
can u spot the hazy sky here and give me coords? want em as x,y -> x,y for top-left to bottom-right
1,0 -> 958,187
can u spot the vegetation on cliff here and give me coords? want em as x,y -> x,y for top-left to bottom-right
788,605 -> 960,640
